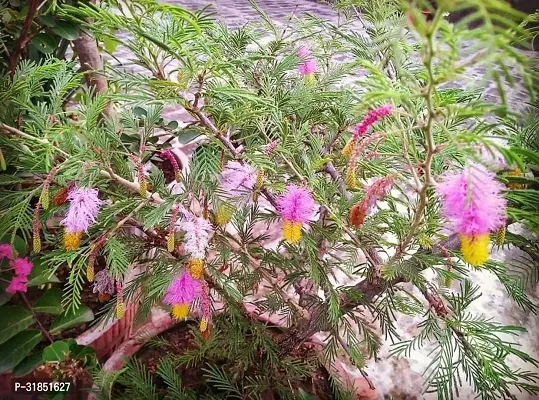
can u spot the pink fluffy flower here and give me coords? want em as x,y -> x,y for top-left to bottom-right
182,214 -> 213,259
220,161 -> 258,196
353,105 -> 393,140
60,187 -> 102,233
277,185 -> 317,223
12,258 -> 32,276
163,272 -> 202,306
297,47 -> 317,76
6,275 -> 28,294
299,60 -> 317,75
0,244 -> 12,260
436,163 -> 506,236
263,140 -> 278,156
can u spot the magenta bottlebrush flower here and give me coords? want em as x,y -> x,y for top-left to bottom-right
352,105 -> 393,140
277,185 -> 317,243
181,214 -> 213,259
299,60 -> 317,75
163,272 -> 201,306
297,47 -> 317,76
436,163 -> 506,266
6,275 -> 28,294
220,161 -> 258,196
0,244 -> 12,260
12,258 -> 32,276
277,185 -> 317,223
437,164 -> 506,236
60,187 -> 102,233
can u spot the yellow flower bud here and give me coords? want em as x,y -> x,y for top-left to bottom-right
64,231 -> 82,251
460,233 -> 490,267
167,234 -> 175,252
283,220 -> 302,244
172,304 -> 189,320
495,226 -> 506,247
116,299 -> 124,320
200,317 -> 209,332
189,259 -> 204,279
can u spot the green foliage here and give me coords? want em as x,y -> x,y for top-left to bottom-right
1,0 -> 538,398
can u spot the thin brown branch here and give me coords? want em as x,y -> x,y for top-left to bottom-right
8,0 -> 39,77
19,292 -> 54,344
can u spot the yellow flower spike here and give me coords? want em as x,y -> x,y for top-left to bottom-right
255,170 -> 265,189
342,139 -> 356,158
33,235 -> 41,254
172,304 -> 189,320
116,298 -> 125,320
63,231 -> 82,251
174,171 -> 182,183
87,263 -> 95,283
460,233 -> 490,267
167,234 -> 175,252
40,189 -> 49,210
283,220 -> 302,244
345,168 -> 358,189
189,259 -> 205,279
215,204 -> 234,226
495,226 -> 506,247
139,180 -> 148,197
200,317 -> 209,333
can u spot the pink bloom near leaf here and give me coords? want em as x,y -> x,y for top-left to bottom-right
276,185 -> 317,223
60,187 -> 102,233
6,275 -> 28,294
436,163 -> 506,236
353,105 -> 393,140
220,161 -> 258,196
299,59 -> 317,76
12,258 -> 32,276
0,244 -> 12,260
163,272 -> 201,306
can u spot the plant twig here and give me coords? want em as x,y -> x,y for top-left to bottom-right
19,292 -> 54,344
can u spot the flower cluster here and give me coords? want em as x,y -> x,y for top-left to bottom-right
163,272 -> 202,320
276,185 -> 317,243
350,176 -> 394,228
182,214 -> 213,279
343,105 -> 392,159
93,269 -> 115,296
60,187 -> 102,250
297,46 -> 317,81
436,163 -> 506,266
1,246 -> 33,294
161,150 -> 182,183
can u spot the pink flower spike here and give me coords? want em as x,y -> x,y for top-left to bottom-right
11,258 -> 33,277
0,244 -> 12,260
6,275 -> 28,294
297,46 -> 311,58
276,184 -> 317,224
436,163 -> 506,236
60,187 -> 102,233
299,59 -> 317,76
163,272 -> 202,306
352,105 -> 393,140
